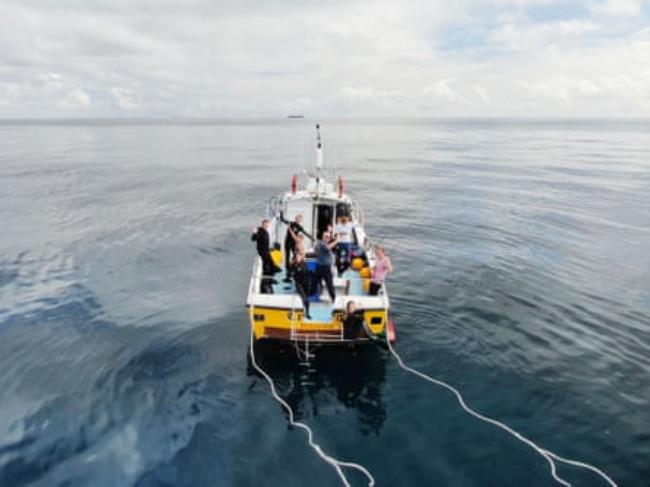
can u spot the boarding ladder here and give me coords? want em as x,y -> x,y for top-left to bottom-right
288,285 -> 345,345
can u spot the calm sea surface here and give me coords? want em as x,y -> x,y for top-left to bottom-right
0,119 -> 649,486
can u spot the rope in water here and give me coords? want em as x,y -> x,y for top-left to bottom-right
385,336 -> 617,487
248,309 -> 375,487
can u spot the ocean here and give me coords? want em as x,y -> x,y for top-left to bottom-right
0,118 -> 648,486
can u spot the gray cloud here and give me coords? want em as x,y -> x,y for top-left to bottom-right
0,0 -> 649,117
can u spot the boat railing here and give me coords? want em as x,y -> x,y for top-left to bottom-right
247,256 -> 260,305
351,200 -> 365,225
250,260 -> 389,344
267,195 -> 281,218
379,280 -> 390,310
288,293 -> 304,342
252,271 -> 389,302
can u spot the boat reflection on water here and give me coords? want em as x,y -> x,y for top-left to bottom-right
248,342 -> 388,435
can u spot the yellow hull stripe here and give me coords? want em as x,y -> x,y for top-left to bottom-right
249,306 -> 387,340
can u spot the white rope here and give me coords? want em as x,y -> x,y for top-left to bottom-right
248,308 -> 375,487
385,337 -> 617,487
543,449 -> 618,486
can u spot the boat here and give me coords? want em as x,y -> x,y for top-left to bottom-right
246,124 -> 396,346
287,114 -> 305,119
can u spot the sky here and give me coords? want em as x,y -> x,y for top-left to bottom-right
0,0 -> 649,118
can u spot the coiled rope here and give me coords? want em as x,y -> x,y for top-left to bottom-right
385,336 -> 617,487
248,309 -> 375,487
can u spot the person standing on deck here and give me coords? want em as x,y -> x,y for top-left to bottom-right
369,245 -> 393,296
292,251 -> 311,320
280,212 -> 313,282
289,231 -> 307,255
251,219 -> 280,282
334,214 -> 354,276
315,232 -> 338,302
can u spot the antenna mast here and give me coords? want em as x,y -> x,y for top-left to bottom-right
316,123 -> 323,169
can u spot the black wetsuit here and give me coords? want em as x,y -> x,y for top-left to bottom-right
343,310 -> 366,340
292,259 -> 310,318
251,227 -> 278,286
280,213 -> 312,278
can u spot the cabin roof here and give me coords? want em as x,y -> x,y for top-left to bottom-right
284,191 -> 350,203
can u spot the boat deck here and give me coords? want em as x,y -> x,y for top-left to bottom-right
303,302 -> 335,323
271,269 -> 365,296
269,268 -> 366,323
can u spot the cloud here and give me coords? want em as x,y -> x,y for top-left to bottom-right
282,97 -> 313,115
0,0 -> 648,117
487,19 -> 600,53
421,80 -> 471,105
59,88 -> 91,109
335,87 -> 404,106
590,0 -> 645,17
110,87 -> 141,110
526,73 -> 650,102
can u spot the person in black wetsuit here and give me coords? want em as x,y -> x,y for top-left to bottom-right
315,232 -> 338,302
292,251 -> 311,320
280,212 -> 313,282
251,219 -> 280,292
343,301 -> 369,340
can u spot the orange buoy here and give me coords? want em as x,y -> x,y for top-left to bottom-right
352,257 -> 364,271
360,266 -> 371,279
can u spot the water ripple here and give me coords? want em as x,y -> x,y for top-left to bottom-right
1,119 -> 649,486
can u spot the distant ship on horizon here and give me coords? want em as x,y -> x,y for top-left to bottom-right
287,114 -> 305,119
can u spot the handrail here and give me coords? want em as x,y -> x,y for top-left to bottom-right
253,274 -> 379,282
267,195 -> 280,217
379,281 -> 390,311
289,292 -> 299,340
247,256 -> 260,304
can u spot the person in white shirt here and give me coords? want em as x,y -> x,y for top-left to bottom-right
334,215 -> 354,275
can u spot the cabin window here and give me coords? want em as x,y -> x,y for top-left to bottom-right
370,316 -> 383,325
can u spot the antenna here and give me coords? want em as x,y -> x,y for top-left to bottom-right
316,123 -> 323,169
